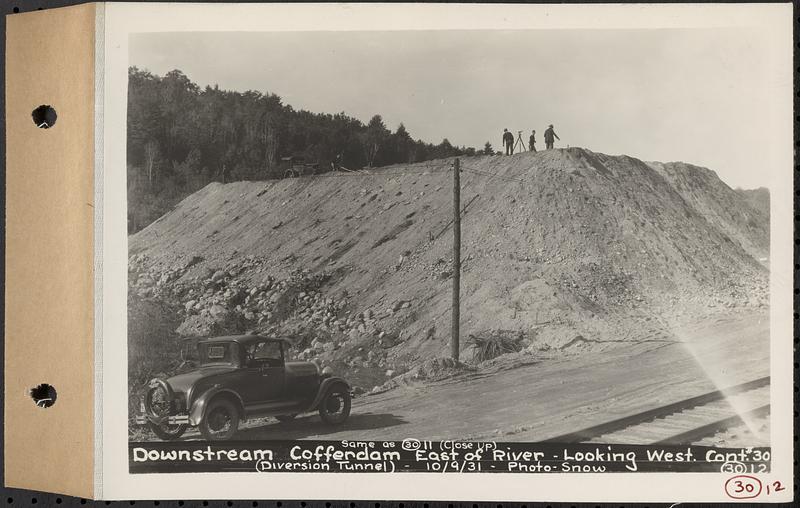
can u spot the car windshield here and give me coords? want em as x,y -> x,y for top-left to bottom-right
198,342 -> 236,365
180,339 -> 200,363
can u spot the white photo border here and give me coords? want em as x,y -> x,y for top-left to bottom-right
100,2 -> 794,502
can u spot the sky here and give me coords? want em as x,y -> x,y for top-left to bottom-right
131,29 -> 776,190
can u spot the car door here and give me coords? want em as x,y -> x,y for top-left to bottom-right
242,340 -> 285,403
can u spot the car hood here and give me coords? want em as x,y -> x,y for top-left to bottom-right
166,365 -> 237,393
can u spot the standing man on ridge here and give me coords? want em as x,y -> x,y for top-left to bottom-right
502,128 -> 514,155
544,124 -> 560,149
529,130 -> 537,152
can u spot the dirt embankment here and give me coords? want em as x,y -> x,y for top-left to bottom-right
647,160 -> 769,260
735,187 -> 770,223
128,148 -> 769,393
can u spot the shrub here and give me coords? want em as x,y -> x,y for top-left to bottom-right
467,330 -> 525,363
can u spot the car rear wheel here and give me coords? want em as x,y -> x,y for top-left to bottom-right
275,414 -> 297,423
319,386 -> 351,425
148,422 -> 187,441
199,398 -> 240,441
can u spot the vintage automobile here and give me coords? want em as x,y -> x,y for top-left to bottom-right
135,334 -> 352,441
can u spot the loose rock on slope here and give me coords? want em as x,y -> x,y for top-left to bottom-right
128,148 -> 769,392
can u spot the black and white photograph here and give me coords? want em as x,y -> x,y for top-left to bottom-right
3,1 -> 794,502
122,8 -> 788,480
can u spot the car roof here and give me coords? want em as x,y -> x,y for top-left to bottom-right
199,334 -> 292,346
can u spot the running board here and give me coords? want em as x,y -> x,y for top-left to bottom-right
244,401 -> 307,418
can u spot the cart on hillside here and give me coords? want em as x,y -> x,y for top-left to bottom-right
281,156 -> 320,179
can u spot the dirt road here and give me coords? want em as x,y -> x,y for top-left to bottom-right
191,310 -> 767,443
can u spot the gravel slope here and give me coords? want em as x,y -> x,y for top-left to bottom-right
128,148 -> 769,389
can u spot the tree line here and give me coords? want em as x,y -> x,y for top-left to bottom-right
127,67 -> 495,233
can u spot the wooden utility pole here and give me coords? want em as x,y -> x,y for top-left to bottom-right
451,158 -> 461,360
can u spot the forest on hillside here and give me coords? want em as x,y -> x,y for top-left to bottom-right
127,67 -> 491,232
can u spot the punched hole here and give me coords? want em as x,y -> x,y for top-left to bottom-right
30,383 -> 56,408
31,105 -> 57,129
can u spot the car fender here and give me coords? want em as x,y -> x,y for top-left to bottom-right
307,377 -> 350,411
188,385 -> 245,426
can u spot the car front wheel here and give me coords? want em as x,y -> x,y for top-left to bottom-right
199,398 -> 240,441
148,422 -> 187,441
319,386 -> 351,425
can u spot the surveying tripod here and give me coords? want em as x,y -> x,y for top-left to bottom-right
513,130 -> 527,153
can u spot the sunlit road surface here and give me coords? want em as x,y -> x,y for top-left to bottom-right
180,310 -> 769,443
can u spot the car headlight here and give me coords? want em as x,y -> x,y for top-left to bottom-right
321,366 -> 334,377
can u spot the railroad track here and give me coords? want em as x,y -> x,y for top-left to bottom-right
545,376 -> 770,445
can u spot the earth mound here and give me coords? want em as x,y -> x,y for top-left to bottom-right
736,187 -> 770,222
128,148 -> 769,392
